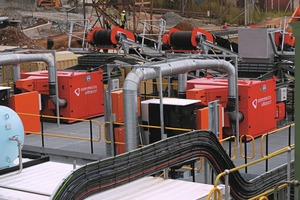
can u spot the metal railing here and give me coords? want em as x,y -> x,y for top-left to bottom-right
260,123 -> 294,172
206,145 -> 295,200
18,112 -> 101,154
140,80 -> 179,99
103,121 -> 193,145
220,135 -> 237,160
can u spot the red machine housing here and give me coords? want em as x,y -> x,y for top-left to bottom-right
186,77 -> 279,138
16,70 -> 104,122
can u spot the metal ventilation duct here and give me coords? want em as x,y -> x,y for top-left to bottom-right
123,58 -> 237,151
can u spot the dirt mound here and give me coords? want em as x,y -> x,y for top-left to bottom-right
162,12 -> 183,26
0,27 -> 43,49
173,22 -> 194,31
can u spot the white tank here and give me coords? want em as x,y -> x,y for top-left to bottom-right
0,106 -> 24,169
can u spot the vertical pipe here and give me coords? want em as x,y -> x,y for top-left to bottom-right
158,67 -> 165,138
234,55 -> 239,145
225,169 -> 230,200
17,139 -> 23,173
107,65 -> 116,156
68,21 -> 73,50
51,51 -> 60,127
167,76 -> 171,97
290,21 -> 300,200
89,120 -> 94,154
177,73 -> 187,98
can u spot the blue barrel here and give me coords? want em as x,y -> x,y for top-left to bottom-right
0,106 -> 24,169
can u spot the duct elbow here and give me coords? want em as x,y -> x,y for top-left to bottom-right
50,96 -> 67,108
228,111 -> 244,123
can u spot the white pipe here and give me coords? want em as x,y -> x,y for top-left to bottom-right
123,58 -> 237,151
0,54 -> 66,107
9,136 -> 23,174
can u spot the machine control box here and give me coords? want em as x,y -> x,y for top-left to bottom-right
276,87 -> 287,102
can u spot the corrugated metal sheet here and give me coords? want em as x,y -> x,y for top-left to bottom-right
87,177 -> 223,200
0,161 -> 75,200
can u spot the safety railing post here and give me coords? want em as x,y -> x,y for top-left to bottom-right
225,169 -> 230,200
89,120 -> 94,154
287,147 -> 291,200
163,168 -> 168,179
292,89 -> 294,121
191,161 -> 195,182
244,135 -> 247,173
204,159 -> 208,184
229,137 -> 232,158
288,125 -> 291,146
274,181 -> 300,200
143,82 -> 147,100
40,114 -> 45,148
265,133 -> 269,172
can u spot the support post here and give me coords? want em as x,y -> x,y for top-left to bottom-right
290,21 -> 300,200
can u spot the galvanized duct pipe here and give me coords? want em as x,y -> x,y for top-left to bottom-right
177,73 -> 187,98
123,58 -> 236,151
0,54 -> 66,107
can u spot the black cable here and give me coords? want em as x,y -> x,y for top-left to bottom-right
52,130 -> 294,200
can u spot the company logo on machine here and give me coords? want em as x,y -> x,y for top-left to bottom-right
252,95 -> 272,109
252,99 -> 257,109
74,88 -> 80,96
86,75 -> 91,82
262,84 -> 267,92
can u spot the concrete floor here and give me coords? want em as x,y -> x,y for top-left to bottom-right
23,115 -> 295,182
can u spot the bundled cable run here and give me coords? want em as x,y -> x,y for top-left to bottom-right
51,130 -> 294,200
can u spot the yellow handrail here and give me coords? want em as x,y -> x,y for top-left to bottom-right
140,81 -> 178,86
181,157 -> 204,171
259,196 -> 269,200
240,135 -> 255,159
208,145 -> 294,200
249,183 -> 289,200
17,112 -> 102,142
206,186 -> 222,200
220,136 -> 237,160
104,121 -> 193,144
260,124 -> 295,157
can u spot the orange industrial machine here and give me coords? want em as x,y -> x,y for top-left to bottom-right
9,91 -> 41,134
186,77 -> 285,138
15,70 -> 104,122
111,89 -> 140,154
87,26 -> 135,49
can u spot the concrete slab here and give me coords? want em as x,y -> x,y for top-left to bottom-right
22,22 -> 52,39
